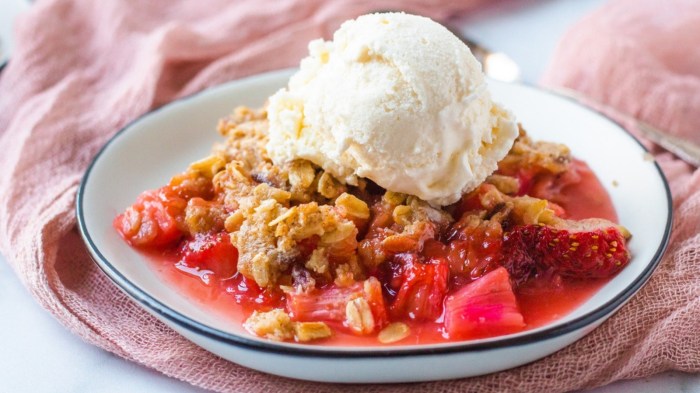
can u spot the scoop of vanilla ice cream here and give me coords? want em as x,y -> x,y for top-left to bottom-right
266,12 -> 517,205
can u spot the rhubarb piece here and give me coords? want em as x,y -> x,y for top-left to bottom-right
179,232 -> 238,278
444,267 -> 525,338
388,253 -> 449,321
113,186 -> 186,247
445,214 -> 503,280
224,272 -> 284,308
286,277 -> 387,334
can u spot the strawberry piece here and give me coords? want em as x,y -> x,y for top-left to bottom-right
388,253 -> 449,321
501,225 -> 541,286
444,267 -> 525,339
286,277 -> 388,331
180,232 -> 238,278
114,186 -> 186,247
536,221 -> 630,278
502,219 -> 631,280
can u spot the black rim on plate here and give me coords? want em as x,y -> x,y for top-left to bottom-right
76,71 -> 673,358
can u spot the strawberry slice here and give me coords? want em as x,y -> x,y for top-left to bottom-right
444,267 -> 525,339
536,219 -> 631,278
502,218 -> 631,280
286,277 -> 388,332
180,232 -> 238,278
501,225 -> 541,286
388,253 -> 449,321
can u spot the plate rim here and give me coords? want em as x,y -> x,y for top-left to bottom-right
76,68 -> 673,358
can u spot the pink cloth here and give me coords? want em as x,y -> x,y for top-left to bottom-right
0,0 -> 699,392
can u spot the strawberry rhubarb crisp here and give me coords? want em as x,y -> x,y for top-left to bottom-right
114,13 -> 631,345
114,107 -> 631,344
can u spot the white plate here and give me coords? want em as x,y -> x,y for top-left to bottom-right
77,69 -> 671,383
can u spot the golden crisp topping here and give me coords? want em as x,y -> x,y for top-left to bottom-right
189,155 -> 227,179
293,321 -> 332,342
345,297 -> 375,334
207,115 -> 365,288
498,126 -> 571,175
333,255 -> 364,287
232,199 -> 296,287
335,193 -> 370,220
378,322 -> 410,344
287,160 -> 317,202
243,309 -> 295,341
305,248 -> 330,276
244,309 -> 331,342
216,106 -> 287,189
184,197 -> 226,234
317,171 -> 347,199
485,174 -> 520,195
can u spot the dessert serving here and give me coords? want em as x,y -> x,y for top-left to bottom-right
113,13 -> 631,345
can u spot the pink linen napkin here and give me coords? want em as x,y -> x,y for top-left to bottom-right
0,0 -> 699,392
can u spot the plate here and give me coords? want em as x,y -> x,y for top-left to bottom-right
77,69 -> 671,383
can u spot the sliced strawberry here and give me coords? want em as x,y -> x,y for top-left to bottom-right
502,218 -> 631,280
286,277 -> 388,332
444,267 -> 525,339
114,186 -> 186,247
388,253 -> 449,321
536,219 -> 631,278
501,225 -> 541,286
179,232 -> 238,278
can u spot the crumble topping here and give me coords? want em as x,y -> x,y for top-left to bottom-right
243,309 -> 332,342
190,107 -> 583,289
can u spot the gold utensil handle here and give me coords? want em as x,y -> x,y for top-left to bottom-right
635,121 -> 700,167
553,87 -> 700,167
454,30 -> 700,168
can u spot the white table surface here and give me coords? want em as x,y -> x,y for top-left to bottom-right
1,0 -> 698,392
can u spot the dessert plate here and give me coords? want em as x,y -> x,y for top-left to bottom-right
77,69 -> 671,383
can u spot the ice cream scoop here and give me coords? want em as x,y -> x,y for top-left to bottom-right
266,12 -> 518,205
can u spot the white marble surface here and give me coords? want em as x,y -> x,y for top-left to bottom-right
0,0 -> 29,65
1,0 -> 698,392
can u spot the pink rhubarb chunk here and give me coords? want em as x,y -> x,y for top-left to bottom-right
444,267 -> 526,339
